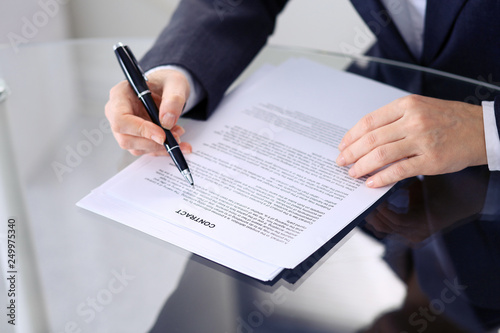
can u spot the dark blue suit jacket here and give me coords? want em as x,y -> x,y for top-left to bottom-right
140,0 -> 500,132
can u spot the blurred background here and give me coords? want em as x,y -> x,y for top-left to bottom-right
0,0 -> 374,54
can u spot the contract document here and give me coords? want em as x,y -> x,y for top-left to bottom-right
77,58 -> 407,281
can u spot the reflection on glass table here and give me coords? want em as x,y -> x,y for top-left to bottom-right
0,39 -> 498,333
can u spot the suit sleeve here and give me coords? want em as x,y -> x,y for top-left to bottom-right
140,0 -> 289,120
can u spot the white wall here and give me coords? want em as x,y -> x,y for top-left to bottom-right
1,0 -> 373,54
67,0 -> 180,41
0,0 -> 71,52
269,0 -> 374,53
67,0 -> 373,53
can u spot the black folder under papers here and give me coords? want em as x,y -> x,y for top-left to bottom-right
77,58 -> 407,281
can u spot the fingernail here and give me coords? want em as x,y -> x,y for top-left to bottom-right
151,135 -> 163,145
349,168 -> 357,178
366,179 -> 375,188
337,155 -> 346,166
161,113 -> 176,129
338,142 -> 346,150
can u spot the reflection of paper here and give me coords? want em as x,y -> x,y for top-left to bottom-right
77,58 -> 407,281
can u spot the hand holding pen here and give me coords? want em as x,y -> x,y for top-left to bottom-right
106,43 -> 194,185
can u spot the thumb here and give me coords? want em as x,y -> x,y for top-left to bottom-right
157,70 -> 190,129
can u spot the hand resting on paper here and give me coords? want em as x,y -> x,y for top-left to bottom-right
105,68 -> 192,156
336,95 -> 487,188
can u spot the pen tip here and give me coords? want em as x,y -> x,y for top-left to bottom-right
182,171 -> 194,187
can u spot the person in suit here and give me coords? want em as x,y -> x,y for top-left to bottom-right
104,0 -> 500,188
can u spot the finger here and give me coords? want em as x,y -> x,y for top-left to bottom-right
169,129 -> 192,154
113,112 -> 166,142
136,130 -> 192,155
158,71 -> 190,129
149,150 -> 169,157
104,81 -> 134,124
348,138 -> 418,179
337,120 -> 405,166
114,132 -> 165,153
105,81 -> 143,119
149,142 -> 192,156
118,124 -> 190,155
171,124 -> 186,138
130,149 -> 151,156
365,156 -> 424,188
179,142 -> 193,154
338,98 -> 405,151
106,82 -> 166,142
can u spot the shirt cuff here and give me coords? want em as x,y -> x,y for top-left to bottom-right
145,65 -> 205,114
482,100 -> 500,171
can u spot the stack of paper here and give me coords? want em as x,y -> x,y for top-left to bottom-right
77,58 -> 407,281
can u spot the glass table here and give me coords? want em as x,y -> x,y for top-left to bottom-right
0,39 -> 499,333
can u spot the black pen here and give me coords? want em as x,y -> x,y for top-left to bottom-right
113,42 -> 194,186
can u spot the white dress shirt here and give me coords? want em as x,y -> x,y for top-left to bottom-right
381,0 -> 426,59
